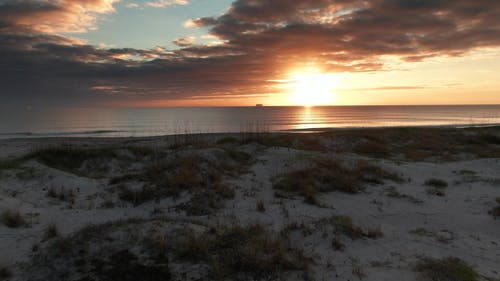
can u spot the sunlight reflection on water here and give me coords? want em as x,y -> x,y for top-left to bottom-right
1,105 -> 499,138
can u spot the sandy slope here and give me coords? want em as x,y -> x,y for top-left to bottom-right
0,131 -> 499,281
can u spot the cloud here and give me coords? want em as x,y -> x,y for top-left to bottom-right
125,3 -> 139,9
173,36 -> 196,47
0,0 -> 120,33
1,0 -> 500,107
145,0 -> 188,8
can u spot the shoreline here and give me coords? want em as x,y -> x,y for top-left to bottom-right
1,122 -> 500,141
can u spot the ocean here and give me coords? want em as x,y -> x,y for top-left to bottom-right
1,105 -> 499,139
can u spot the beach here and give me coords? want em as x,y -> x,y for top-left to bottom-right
0,126 -> 499,281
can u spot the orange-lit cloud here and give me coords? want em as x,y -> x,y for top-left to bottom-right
146,0 -> 188,8
1,0 -> 500,107
0,0 -> 120,33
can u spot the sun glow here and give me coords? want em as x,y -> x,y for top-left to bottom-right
286,68 -> 339,106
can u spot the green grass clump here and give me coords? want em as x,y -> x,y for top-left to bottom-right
0,210 -> 25,228
174,224 -> 308,279
415,257 -> 479,281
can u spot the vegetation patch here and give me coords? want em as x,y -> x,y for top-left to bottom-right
112,149 -> 250,214
241,133 -> 328,151
0,265 -> 11,280
331,126 -> 500,161
385,187 -> 423,204
409,228 -> 454,243
43,224 -> 59,241
29,147 -> 117,174
26,220 -> 307,281
256,200 -> 265,212
489,206 -> 500,219
415,257 -> 479,281
28,146 -> 155,177
489,197 -> 500,219
331,237 -> 345,251
426,188 -> 445,197
425,178 -> 448,188
173,224 -> 309,280
46,186 -> 76,203
24,219 -> 177,281
84,249 -> 171,281
216,137 -> 239,145
424,178 -> 448,197
0,210 -> 25,228
0,157 -> 25,171
333,215 -> 383,239
273,158 -> 402,204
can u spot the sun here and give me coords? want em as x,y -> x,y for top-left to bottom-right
286,68 -> 339,106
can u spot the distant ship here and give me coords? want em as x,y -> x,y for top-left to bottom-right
255,104 -> 264,107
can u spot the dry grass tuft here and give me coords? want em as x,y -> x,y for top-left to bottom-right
46,186 -> 76,203
0,265 -> 12,280
415,257 -> 479,281
0,210 -> 25,228
173,224 -> 309,280
331,126 -> 500,162
28,146 -> 156,177
256,200 -> 266,212
334,215 -> 383,239
112,149 -> 250,214
43,223 -> 59,241
489,206 -> 500,219
273,158 -> 402,204
385,187 -> 423,204
331,236 -> 345,251
425,178 -> 448,188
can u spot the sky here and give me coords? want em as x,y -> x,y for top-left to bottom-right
1,0 -> 500,108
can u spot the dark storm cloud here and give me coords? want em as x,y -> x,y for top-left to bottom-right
1,0 -> 500,107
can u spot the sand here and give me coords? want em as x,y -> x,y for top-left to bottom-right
0,128 -> 499,281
